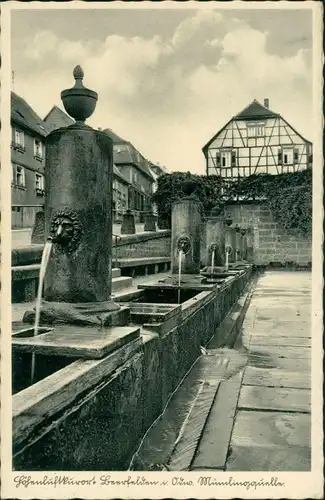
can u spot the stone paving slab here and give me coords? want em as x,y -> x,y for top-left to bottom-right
239,384 -> 311,413
245,335 -> 311,347
230,410 -> 311,448
227,444 -> 311,471
252,344 -> 310,359
247,355 -> 311,372
243,366 -> 311,389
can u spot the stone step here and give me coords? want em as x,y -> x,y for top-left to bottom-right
111,276 -> 133,292
112,268 -> 121,278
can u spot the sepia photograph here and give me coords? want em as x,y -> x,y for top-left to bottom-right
1,2 -> 323,499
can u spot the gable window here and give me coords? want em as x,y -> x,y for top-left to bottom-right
34,139 -> 43,159
13,129 -> 25,149
35,173 -> 44,193
15,166 -> 25,187
247,122 -> 265,138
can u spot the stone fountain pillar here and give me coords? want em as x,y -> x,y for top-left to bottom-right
241,228 -> 247,261
171,198 -> 201,275
203,215 -> 226,268
235,227 -> 242,262
246,228 -> 254,262
24,66 -> 124,325
225,226 -> 236,264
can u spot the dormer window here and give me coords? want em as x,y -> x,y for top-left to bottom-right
34,139 -> 43,159
247,122 -> 265,137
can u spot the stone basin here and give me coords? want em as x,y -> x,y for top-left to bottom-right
120,302 -> 181,324
134,286 -> 205,305
12,323 -> 140,395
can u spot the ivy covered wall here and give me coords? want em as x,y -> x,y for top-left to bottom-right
224,203 -> 312,267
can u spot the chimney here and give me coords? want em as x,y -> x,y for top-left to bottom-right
264,98 -> 269,109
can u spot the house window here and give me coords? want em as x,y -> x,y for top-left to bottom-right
14,129 -> 25,149
34,139 -> 43,159
278,147 -> 298,166
15,166 -> 25,187
216,150 -> 236,168
35,173 -> 44,192
247,122 -> 265,137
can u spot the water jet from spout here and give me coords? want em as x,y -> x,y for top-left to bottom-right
178,249 -> 183,304
31,238 -> 53,384
211,246 -> 216,279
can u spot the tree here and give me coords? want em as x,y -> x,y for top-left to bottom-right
153,172 -> 222,229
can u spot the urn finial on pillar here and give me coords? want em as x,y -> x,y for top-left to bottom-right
61,65 -> 98,124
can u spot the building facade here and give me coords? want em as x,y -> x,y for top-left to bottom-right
203,99 -> 312,188
11,92 -> 47,228
104,129 -> 155,217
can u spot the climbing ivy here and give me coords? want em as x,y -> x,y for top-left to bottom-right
223,169 -> 312,236
153,169 -> 312,236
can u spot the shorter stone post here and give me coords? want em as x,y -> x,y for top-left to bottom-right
240,228 -> 247,260
225,227 -> 236,263
235,228 -> 242,261
171,198 -> 201,274
246,228 -> 254,262
31,211 -> 45,244
204,216 -> 226,267
121,210 -> 136,235
144,213 -> 156,232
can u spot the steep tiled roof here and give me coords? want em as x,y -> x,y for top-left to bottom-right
235,99 -> 279,120
11,92 -> 48,137
43,105 -> 74,132
103,128 -> 154,180
113,165 -> 130,185
103,128 -> 127,144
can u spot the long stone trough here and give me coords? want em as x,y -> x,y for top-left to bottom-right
12,266 -> 252,471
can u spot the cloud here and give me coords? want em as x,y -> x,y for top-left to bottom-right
13,10 -> 312,173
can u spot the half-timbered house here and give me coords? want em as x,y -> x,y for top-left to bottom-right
202,99 -> 312,188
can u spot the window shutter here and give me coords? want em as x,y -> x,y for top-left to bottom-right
278,148 -> 282,165
231,150 -> 236,167
216,152 -> 221,166
293,148 -> 299,163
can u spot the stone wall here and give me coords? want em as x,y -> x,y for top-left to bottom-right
224,203 -> 312,266
114,231 -> 171,259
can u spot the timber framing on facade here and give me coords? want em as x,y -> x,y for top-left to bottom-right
202,99 -> 312,187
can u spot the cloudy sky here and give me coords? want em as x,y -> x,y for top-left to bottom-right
11,6 -> 313,174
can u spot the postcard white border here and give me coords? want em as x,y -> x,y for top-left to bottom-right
1,2 -> 323,499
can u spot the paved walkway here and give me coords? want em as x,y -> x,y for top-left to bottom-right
225,271 -> 311,471
131,271 -> 311,472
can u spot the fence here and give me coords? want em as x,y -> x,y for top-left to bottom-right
12,205 -> 44,229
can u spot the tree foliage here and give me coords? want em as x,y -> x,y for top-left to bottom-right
153,172 -> 222,229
